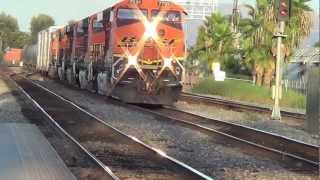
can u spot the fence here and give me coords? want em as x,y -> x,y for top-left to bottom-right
284,77 -> 307,94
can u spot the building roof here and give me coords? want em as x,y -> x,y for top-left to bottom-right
290,47 -> 320,64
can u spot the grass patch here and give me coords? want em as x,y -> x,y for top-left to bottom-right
192,78 -> 306,109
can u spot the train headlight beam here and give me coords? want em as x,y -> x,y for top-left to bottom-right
144,21 -> 158,39
163,58 -> 172,68
128,55 -> 138,66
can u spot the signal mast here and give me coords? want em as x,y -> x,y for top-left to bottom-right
231,0 -> 241,50
231,0 -> 240,34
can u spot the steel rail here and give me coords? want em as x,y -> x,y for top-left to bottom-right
180,92 -> 306,120
130,106 -> 319,167
12,74 -> 213,180
9,74 -> 119,180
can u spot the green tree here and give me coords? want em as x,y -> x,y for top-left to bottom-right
314,41 -> 320,48
0,12 -> 20,51
6,31 -> 31,48
30,14 -> 55,43
193,13 -> 234,74
285,0 -> 313,51
239,0 -> 277,86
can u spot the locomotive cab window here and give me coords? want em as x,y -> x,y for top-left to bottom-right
76,26 -> 84,36
152,10 -> 181,22
151,10 -> 182,29
117,9 -> 147,20
166,11 -> 181,22
92,19 -> 104,33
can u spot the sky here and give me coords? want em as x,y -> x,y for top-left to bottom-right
0,0 -> 319,32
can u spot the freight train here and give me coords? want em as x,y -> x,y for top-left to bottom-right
24,0 -> 187,105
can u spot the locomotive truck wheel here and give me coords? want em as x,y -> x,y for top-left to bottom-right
97,72 -> 108,95
58,67 -> 65,81
79,70 -> 88,89
66,68 -> 73,85
48,66 -> 58,78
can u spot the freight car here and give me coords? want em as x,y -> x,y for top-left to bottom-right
22,45 -> 37,69
35,0 -> 187,105
3,48 -> 23,66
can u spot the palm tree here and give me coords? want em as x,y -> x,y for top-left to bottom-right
240,0 -> 313,87
194,13 -> 234,74
285,0 -> 313,52
239,0 -> 276,86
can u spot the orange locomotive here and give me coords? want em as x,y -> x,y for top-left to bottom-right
50,0 -> 187,105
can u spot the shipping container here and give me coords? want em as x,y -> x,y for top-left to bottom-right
3,48 -> 23,66
37,26 -> 63,72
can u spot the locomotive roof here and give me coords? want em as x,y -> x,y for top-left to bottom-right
113,0 -> 185,13
53,0 -> 186,33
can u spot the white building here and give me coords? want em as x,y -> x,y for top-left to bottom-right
173,0 -> 217,20
172,0 -> 218,47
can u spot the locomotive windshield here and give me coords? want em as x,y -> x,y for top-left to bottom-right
151,10 -> 182,29
117,9 -> 148,20
152,10 -> 181,22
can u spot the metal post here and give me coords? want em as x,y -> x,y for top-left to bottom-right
0,32 -> 3,52
272,21 -> 285,120
306,64 -> 320,134
231,0 -> 239,33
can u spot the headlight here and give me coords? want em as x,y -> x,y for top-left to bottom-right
163,58 -> 172,67
128,55 -> 138,66
144,21 -> 157,39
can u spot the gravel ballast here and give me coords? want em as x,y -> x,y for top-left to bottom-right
27,73 -> 319,180
175,101 -> 319,146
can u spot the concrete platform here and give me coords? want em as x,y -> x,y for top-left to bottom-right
0,123 -> 76,180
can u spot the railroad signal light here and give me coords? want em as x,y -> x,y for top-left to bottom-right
277,0 -> 292,21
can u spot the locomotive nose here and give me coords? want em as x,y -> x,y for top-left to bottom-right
141,39 -> 160,63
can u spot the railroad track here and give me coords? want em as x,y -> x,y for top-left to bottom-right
127,105 -> 319,171
180,92 -> 306,120
0,71 -> 113,180
10,74 -> 213,180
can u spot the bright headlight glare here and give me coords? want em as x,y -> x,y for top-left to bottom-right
144,21 -> 157,39
128,55 -> 138,66
163,58 -> 172,67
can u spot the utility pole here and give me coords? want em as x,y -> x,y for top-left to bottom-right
231,0 -> 239,34
0,38 -> 2,52
0,31 -> 3,52
231,0 -> 241,53
272,0 -> 291,120
272,21 -> 286,120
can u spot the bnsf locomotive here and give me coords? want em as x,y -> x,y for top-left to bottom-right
33,0 -> 187,105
